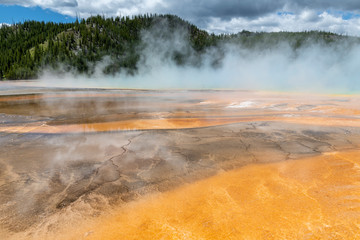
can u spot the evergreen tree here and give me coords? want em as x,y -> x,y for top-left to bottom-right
0,14 -> 357,80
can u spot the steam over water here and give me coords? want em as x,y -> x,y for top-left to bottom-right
1,84 -> 360,239
34,23 -> 360,94
71,151 -> 360,240
2,13 -> 360,240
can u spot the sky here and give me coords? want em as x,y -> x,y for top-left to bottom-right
1,0 -> 360,35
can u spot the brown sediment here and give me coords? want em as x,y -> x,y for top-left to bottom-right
311,105 -> 360,115
1,87 -> 360,239
21,150 -> 360,240
0,89 -> 359,134
1,115 -> 360,134
83,151 -> 360,239
0,92 -> 168,102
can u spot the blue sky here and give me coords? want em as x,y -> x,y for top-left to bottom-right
0,5 -> 76,24
1,1 -> 360,35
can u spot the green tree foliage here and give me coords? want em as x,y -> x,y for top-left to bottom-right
0,21 -> 73,79
0,14 -> 357,80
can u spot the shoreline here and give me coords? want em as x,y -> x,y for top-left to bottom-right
1,80 -> 360,96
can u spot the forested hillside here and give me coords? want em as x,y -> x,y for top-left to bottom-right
0,14 -> 358,80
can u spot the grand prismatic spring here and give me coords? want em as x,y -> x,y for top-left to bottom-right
1,82 -> 360,239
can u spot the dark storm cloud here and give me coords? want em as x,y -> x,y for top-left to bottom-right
56,0 -> 78,8
2,0 -> 360,19
288,0 -> 360,12
0,0 -> 31,5
0,0 -> 78,8
160,0 -> 287,19
161,0 -> 360,20
2,0 -> 360,35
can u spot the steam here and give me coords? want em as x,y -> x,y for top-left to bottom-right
36,19 -> 360,94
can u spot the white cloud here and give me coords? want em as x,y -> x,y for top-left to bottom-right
4,0 -> 165,19
206,10 -> 360,35
0,23 -> 10,27
0,0 -> 77,8
1,0 -> 360,35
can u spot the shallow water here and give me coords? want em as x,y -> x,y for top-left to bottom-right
23,150 -> 360,240
0,88 -> 359,134
1,83 -> 360,239
84,151 -> 360,240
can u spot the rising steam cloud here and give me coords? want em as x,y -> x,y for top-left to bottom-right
38,19 -> 360,94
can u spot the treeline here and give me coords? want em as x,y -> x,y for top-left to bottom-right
0,14 -> 357,80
